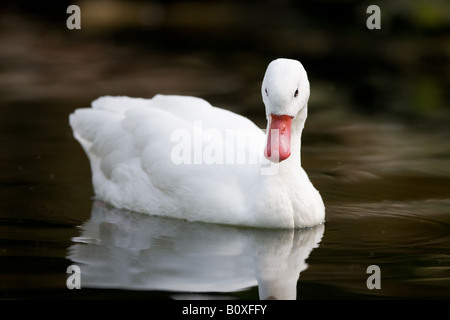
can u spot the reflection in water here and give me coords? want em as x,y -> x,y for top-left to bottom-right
67,201 -> 324,299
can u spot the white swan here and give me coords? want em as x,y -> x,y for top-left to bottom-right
69,58 -> 325,228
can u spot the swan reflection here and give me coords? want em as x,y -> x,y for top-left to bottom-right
67,201 -> 324,299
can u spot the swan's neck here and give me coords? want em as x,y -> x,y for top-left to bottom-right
251,110 -> 308,227
268,107 -> 307,173
285,111 -> 306,168
256,108 -> 307,189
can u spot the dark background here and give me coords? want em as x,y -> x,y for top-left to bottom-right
1,0 -> 449,121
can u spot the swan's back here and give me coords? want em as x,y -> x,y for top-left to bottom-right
70,95 -> 266,224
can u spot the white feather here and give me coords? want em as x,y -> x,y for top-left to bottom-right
69,59 -> 325,228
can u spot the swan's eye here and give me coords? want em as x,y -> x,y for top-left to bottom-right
265,88 -> 268,96
294,89 -> 299,97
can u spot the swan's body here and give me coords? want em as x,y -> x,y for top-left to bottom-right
69,59 -> 325,228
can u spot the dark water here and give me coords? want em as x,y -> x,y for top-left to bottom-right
1,2 -> 450,300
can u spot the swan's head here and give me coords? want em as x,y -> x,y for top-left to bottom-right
261,58 -> 310,162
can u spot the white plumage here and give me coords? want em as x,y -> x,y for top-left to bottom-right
69,59 -> 325,228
